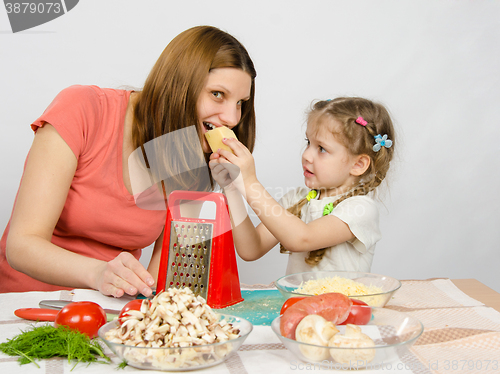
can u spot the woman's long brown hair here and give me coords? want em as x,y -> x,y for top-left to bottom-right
131,26 -> 256,195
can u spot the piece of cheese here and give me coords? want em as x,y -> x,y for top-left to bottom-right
204,126 -> 237,153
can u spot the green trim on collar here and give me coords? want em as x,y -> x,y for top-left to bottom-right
323,202 -> 334,216
306,189 -> 318,201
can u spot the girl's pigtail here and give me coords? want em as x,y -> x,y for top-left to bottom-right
279,196 -> 308,253
304,248 -> 327,267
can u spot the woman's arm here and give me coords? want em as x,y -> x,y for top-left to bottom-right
212,139 -> 355,253
6,124 -> 154,297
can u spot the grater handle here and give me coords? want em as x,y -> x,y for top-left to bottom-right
166,190 -> 231,236
166,190 -> 227,220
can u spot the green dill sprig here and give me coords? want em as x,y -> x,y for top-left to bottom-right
0,324 -> 110,370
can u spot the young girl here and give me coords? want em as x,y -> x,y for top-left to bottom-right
209,97 -> 395,273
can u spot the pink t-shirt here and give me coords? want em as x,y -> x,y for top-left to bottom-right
0,85 -> 166,293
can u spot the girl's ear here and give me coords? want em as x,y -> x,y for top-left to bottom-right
350,154 -> 371,176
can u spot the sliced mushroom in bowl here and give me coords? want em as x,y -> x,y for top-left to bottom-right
99,288 -> 252,371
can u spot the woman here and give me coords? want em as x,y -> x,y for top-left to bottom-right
0,26 -> 257,298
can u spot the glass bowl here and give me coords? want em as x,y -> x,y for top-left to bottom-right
98,314 -> 252,371
275,271 -> 401,307
271,306 -> 423,369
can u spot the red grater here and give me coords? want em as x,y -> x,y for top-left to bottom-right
156,190 -> 243,308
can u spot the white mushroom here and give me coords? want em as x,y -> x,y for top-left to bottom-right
328,324 -> 376,363
156,323 -> 170,334
123,309 -> 145,319
176,325 -> 189,338
193,305 -> 204,318
146,316 -> 161,331
186,324 -> 198,338
181,310 -> 199,326
140,299 -> 150,314
201,332 -> 216,344
295,315 -> 339,361
164,315 -> 180,329
214,325 -> 229,342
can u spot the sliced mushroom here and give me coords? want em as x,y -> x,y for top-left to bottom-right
140,299 -> 150,314
201,332 -> 216,344
123,309 -> 145,319
104,286 -> 240,355
214,325 -> 229,342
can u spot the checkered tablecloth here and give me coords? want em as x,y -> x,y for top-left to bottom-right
1,279 -> 500,373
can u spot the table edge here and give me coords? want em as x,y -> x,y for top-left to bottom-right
451,278 -> 500,313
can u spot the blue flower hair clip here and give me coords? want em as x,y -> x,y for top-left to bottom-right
373,134 -> 393,152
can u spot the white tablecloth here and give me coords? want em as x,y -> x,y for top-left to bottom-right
1,280 -> 500,373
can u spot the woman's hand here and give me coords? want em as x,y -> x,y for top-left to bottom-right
93,252 -> 155,298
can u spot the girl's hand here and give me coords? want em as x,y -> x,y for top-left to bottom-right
210,138 -> 258,191
93,252 -> 155,298
209,153 -> 237,189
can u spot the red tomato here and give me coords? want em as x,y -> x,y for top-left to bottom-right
339,299 -> 371,325
54,301 -> 107,338
280,297 -> 306,315
119,299 -> 148,324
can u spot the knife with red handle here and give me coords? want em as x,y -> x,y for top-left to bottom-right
14,300 -> 120,322
38,300 -> 120,315
14,308 -> 59,321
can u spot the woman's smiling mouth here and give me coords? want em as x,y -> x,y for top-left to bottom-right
203,122 -> 216,132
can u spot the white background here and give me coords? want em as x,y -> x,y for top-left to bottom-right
1,1 -> 499,292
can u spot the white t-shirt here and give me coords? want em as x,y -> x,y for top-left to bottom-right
279,187 -> 381,274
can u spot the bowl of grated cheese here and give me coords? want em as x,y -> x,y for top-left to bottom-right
275,271 -> 401,307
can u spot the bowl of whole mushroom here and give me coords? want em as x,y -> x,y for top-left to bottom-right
98,288 -> 252,371
271,304 -> 423,369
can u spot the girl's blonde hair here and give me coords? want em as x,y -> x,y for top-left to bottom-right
281,97 -> 395,266
132,26 -> 256,195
